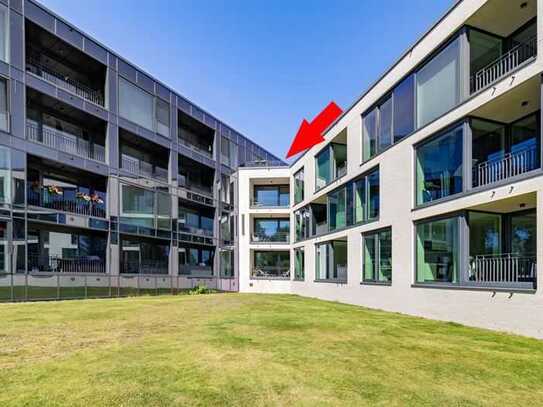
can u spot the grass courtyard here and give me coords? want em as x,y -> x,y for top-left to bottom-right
0,294 -> 542,406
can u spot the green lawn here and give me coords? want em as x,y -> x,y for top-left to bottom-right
0,294 -> 542,406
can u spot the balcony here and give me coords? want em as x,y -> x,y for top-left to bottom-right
470,36 -> 537,94
27,185 -> 106,218
178,175 -> 214,197
121,154 -> 168,182
178,110 -> 215,160
25,21 -> 106,107
28,255 -> 105,273
178,155 -> 215,198
26,55 -> 105,106
473,145 -> 538,188
252,250 -> 290,279
26,120 -> 105,162
179,264 -> 213,277
251,185 -> 289,208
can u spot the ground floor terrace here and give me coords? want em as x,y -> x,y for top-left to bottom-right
0,294 -> 541,406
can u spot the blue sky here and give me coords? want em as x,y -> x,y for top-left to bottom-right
39,0 -> 453,160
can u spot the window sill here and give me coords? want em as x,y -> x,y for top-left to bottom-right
250,276 -> 291,281
313,279 -> 348,284
361,281 -> 391,286
411,283 -> 536,294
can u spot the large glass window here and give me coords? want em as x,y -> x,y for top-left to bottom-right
253,185 -> 289,207
221,138 -> 238,168
328,187 -> 346,231
118,78 -> 154,131
378,96 -> 393,151
0,5 -> 8,63
393,74 -> 415,142
0,78 -> 8,131
120,184 -> 171,231
416,125 -> 463,205
220,250 -> 234,277
156,98 -> 170,138
469,29 -> 502,84
362,108 -> 377,162
416,38 -> 460,128
294,248 -> 304,281
354,168 -> 379,223
294,168 -> 304,204
253,218 -> 289,242
121,238 -> 169,274
252,251 -> 290,278
315,147 -> 331,189
416,217 -> 459,284
315,240 -> 347,282
363,228 -> 392,283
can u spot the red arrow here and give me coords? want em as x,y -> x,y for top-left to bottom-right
286,101 -> 343,158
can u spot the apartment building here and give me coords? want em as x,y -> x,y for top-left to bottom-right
237,0 -> 543,339
0,0 -> 284,300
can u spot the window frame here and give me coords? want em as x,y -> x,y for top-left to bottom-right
362,227 -> 392,285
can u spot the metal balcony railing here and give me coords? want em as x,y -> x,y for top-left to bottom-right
120,260 -> 169,275
470,36 -> 537,94
26,55 -> 105,106
28,255 -> 106,273
251,266 -> 290,279
473,146 -> 538,188
250,198 -> 290,208
121,155 -> 168,182
469,254 -> 536,285
26,121 -> 106,162
251,232 -> 290,243
27,186 -> 106,218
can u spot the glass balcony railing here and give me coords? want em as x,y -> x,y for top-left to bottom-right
179,265 -> 213,277
178,175 -> 214,197
178,223 -> 213,237
26,121 -> 106,162
26,55 -> 105,106
121,154 -> 168,182
27,184 -> 106,218
28,254 -> 106,273
251,232 -> 290,243
120,260 -> 169,275
251,266 -> 290,279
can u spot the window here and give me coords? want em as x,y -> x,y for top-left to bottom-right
253,218 -> 289,242
393,74 -> 415,142
363,228 -> 392,283
362,108 -> 377,161
378,96 -> 393,151
156,98 -> 170,138
416,216 -> 459,284
0,5 -> 8,63
315,240 -> 347,282
328,187 -> 346,231
253,185 -> 289,207
221,137 -> 238,168
294,168 -> 304,204
416,37 -> 461,127
316,143 -> 347,189
416,125 -> 463,205
294,248 -> 304,280
118,78 -> 154,131
252,251 -> 290,278
0,78 -> 8,131
354,168 -> 379,223
295,207 -> 311,241
120,184 -> 171,230
315,147 -> 331,189
220,250 -> 234,277
220,214 -> 232,242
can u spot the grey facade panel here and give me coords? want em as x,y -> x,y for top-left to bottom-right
25,72 -> 56,95
10,0 -> 22,13
84,100 -> 108,121
9,9 -> 23,70
156,83 -> 170,102
83,38 -> 108,66
57,88 -> 85,110
56,20 -> 83,49
9,79 -> 24,139
24,0 -> 55,32
136,71 -> 154,94
118,59 -> 137,82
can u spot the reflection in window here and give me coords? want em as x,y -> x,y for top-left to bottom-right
294,168 -> 304,204
252,250 -> 290,278
0,5 -> 7,63
416,38 -> 460,128
118,78 -> 154,130
316,240 -> 347,282
294,247 -> 304,280
253,185 -> 289,207
363,228 -> 392,283
393,74 -> 415,142
328,187 -> 346,231
416,217 -> 458,284
354,168 -> 379,223
416,125 -> 463,205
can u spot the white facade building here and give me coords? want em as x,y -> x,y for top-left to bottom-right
237,0 -> 543,339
